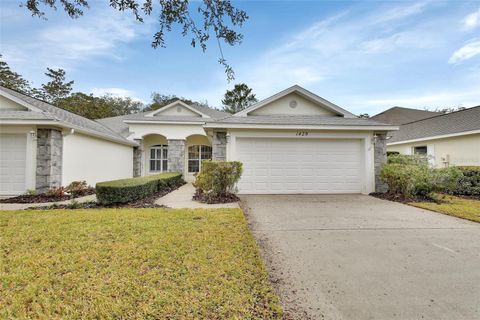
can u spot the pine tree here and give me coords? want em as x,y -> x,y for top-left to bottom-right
222,83 -> 257,114
41,68 -> 74,103
0,55 -> 32,93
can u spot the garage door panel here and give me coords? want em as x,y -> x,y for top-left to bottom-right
0,133 -> 27,195
236,137 -> 363,194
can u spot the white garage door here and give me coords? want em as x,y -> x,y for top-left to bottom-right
236,138 -> 364,194
0,134 -> 27,195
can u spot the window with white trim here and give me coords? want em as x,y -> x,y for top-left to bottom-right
188,145 -> 212,173
150,145 -> 168,172
413,146 -> 427,155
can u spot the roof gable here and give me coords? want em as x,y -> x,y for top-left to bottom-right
0,95 -> 31,111
234,85 -> 356,118
146,101 -> 208,118
0,89 -> 43,112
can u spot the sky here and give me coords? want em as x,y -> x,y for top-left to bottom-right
0,0 -> 479,115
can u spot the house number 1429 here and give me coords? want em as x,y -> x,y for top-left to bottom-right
296,131 -> 309,136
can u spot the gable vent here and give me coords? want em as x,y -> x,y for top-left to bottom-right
289,100 -> 298,108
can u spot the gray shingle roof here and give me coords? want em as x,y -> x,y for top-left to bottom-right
0,110 -> 55,120
188,103 -> 230,119
97,106 -> 230,136
371,106 -> 441,125
388,106 -> 480,143
205,115 -> 393,127
0,86 -> 135,145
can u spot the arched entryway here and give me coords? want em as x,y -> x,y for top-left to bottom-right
185,135 -> 212,181
143,134 -> 168,175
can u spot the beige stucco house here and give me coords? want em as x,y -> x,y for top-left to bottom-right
1,85 -> 396,196
385,107 -> 480,167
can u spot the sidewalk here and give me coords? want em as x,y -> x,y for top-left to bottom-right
155,184 -> 239,209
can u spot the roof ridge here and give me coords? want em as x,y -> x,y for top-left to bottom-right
372,106 -> 441,118
400,105 -> 480,126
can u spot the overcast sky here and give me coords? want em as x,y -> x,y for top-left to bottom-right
1,0 -> 479,115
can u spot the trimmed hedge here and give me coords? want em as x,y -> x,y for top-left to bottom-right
96,172 -> 184,205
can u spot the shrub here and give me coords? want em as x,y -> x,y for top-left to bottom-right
381,163 -> 433,198
381,157 -> 476,199
386,151 -> 400,156
195,161 -> 243,197
65,180 -> 94,198
387,154 -> 428,165
432,167 -> 463,194
45,186 -> 66,198
455,166 -> 480,196
96,172 -> 184,205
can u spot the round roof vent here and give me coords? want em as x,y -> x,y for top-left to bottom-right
289,100 -> 298,108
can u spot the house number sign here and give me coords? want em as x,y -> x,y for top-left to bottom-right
296,131 -> 309,136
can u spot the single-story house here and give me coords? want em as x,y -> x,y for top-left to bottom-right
0,86 -> 137,196
0,85 -> 397,196
385,106 -> 480,167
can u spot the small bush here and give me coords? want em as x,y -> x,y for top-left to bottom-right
195,161 -> 243,200
455,166 -> 480,196
387,154 -> 428,165
96,172 -> 184,205
381,163 -> 433,198
45,186 -> 66,198
432,167 -> 463,194
65,180 -> 94,198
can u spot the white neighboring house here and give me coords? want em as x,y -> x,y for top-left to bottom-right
0,85 -> 397,196
384,106 -> 480,167
0,86 -> 136,196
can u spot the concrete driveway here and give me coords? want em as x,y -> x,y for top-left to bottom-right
241,194 -> 480,320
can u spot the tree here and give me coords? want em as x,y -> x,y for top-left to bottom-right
0,54 -> 32,93
41,68 -> 74,103
56,93 -> 144,119
144,92 -> 208,111
23,0 -> 248,81
425,106 -> 466,114
222,83 -> 257,114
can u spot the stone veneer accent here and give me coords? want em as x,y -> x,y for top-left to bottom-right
133,138 -> 144,177
212,130 -> 227,161
167,139 -> 185,173
374,132 -> 388,193
36,128 -> 63,193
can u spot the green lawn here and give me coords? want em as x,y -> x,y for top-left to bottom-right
0,208 -> 282,319
411,194 -> 480,223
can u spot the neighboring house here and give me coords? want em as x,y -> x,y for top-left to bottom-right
1,85 -> 396,196
371,106 -> 442,125
387,106 -> 480,167
0,86 -> 136,196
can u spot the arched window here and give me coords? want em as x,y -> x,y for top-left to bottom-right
188,145 -> 212,173
150,145 -> 168,172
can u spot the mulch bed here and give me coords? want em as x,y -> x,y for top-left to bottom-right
369,192 -> 439,204
29,184 -> 183,210
193,190 -> 239,204
0,190 -> 96,204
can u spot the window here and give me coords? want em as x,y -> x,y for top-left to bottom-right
413,146 -> 427,155
150,145 -> 168,172
188,145 -> 212,173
